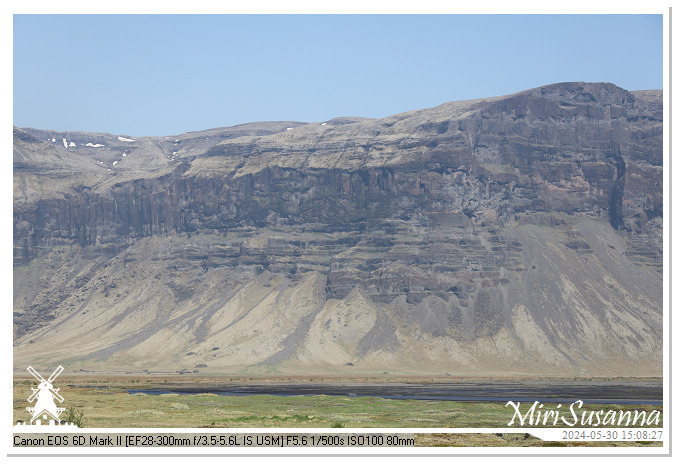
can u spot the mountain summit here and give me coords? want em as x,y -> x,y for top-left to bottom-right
13,82 -> 663,376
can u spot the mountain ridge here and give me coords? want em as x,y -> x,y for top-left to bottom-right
13,82 -> 663,376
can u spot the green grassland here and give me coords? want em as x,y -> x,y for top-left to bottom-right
12,377 -> 662,447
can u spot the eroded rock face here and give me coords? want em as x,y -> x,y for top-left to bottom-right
13,82 -> 663,376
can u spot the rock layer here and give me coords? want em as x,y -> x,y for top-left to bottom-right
13,82 -> 663,376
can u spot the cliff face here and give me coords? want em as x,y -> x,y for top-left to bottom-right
13,82 -> 663,376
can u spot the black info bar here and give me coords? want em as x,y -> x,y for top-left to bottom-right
13,433 -> 416,447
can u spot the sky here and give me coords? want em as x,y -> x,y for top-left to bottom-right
13,14 -> 664,136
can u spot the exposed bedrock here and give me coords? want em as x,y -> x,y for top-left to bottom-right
13,82 -> 663,375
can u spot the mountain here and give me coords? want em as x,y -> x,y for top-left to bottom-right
13,82 -> 663,376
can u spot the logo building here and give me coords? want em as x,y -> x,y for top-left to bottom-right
15,365 -> 79,429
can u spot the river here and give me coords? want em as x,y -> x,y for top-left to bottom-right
126,380 -> 663,405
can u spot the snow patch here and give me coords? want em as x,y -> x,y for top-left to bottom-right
62,139 -> 68,149
69,142 -> 76,147
112,161 -> 118,166
122,153 -> 127,157
321,123 -> 327,126
51,138 -> 55,142
86,143 -> 105,148
286,128 -> 293,131
118,136 -> 136,142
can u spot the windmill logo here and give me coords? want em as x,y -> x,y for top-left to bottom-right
25,365 -> 66,424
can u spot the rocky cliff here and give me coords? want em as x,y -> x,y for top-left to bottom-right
13,82 -> 663,376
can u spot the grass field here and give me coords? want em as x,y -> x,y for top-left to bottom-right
12,375 -> 663,447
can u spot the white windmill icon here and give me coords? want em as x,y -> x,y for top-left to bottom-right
25,365 -> 65,424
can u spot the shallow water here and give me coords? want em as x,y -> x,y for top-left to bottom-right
126,381 -> 663,405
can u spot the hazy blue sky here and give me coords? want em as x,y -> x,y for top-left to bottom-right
13,14 -> 663,136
